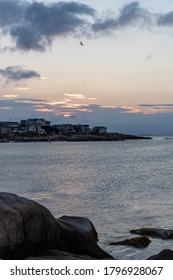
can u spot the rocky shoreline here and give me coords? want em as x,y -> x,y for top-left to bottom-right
0,133 -> 152,143
0,192 -> 173,260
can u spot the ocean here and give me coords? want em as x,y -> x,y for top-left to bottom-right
0,137 -> 173,259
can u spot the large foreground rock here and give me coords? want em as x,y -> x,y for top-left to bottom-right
58,216 -> 113,259
0,192 -> 113,260
0,192 -> 62,259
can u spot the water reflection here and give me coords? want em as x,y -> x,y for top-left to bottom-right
1,139 -> 173,259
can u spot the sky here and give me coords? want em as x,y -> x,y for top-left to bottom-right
0,0 -> 173,135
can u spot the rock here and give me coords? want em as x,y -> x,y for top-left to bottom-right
0,192 -> 114,260
58,216 -> 98,242
58,215 -> 114,259
130,228 -> 173,239
109,236 -> 151,248
26,249 -> 97,260
147,249 -> 173,260
0,192 -> 62,259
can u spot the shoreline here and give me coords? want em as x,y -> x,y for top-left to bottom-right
0,192 -> 172,260
0,133 -> 152,143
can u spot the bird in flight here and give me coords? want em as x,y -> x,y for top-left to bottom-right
80,42 -> 84,46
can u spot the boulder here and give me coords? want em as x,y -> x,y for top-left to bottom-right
147,249 -> 173,260
0,192 -> 62,259
109,236 -> 151,248
58,216 -> 114,259
58,216 -> 98,242
130,228 -> 173,239
0,192 -> 114,260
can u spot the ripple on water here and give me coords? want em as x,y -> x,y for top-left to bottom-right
1,140 -> 173,259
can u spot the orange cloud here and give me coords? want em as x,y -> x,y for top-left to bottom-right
88,97 -> 97,100
76,108 -> 93,112
100,105 -> 119,109
142,106 -> 173,114
121,106 -> 143,114
1,94 -> 18,98
64,93 -> 85,99
35,108 -> 54,112
45,101 -> 68,106
14,87 -> 31,91
54,111 -> 75,117
62,103 -> 89,109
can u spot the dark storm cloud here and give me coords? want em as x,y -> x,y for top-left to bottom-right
0,66 -> 41,82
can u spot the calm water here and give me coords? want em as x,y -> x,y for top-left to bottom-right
1,137 -> 173,259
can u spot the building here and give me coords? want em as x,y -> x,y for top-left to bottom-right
0,122 -> 19,135
19,118 -> 51,135
0,119 -> 108,137
25,118 -> 47,126
92,126 -> 107,134
73,124 -> 90,134
61,124 -> 75,134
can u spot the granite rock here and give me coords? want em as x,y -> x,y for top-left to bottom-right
0,192 -> 114,260
109,236 -> 151,248
130,228 -> 173,239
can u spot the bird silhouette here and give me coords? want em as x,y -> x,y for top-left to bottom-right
80,42 -> 84,46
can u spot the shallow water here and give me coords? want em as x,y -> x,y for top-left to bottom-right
1,137 -> 173,259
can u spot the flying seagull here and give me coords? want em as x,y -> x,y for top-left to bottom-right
80,42 -> 84,46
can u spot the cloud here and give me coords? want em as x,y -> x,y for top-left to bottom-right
1,1 -> 173,51
1,94 -> 18,98
140,104 -> 173,107
157,11 -> 173,26
15,98 -> 46,104
138,104 -> 173,114
118,1 -> 151,27
92,1 -> 152,33
0,0 -> 26,28
14,87 -> 31,91
0,0 -> 170,51
33,100 -> 92,118
64,93 -> 86,99
0,66 -> 41,83
0,0 -> 95,51
99,104 -> 173,115
1,98 -> 173,134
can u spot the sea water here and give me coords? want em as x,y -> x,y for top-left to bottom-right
0,137 -> 173,259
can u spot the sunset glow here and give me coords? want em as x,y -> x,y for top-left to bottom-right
0,0 -> 173,134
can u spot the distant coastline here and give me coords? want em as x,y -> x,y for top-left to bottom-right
0,133 -> 152,143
